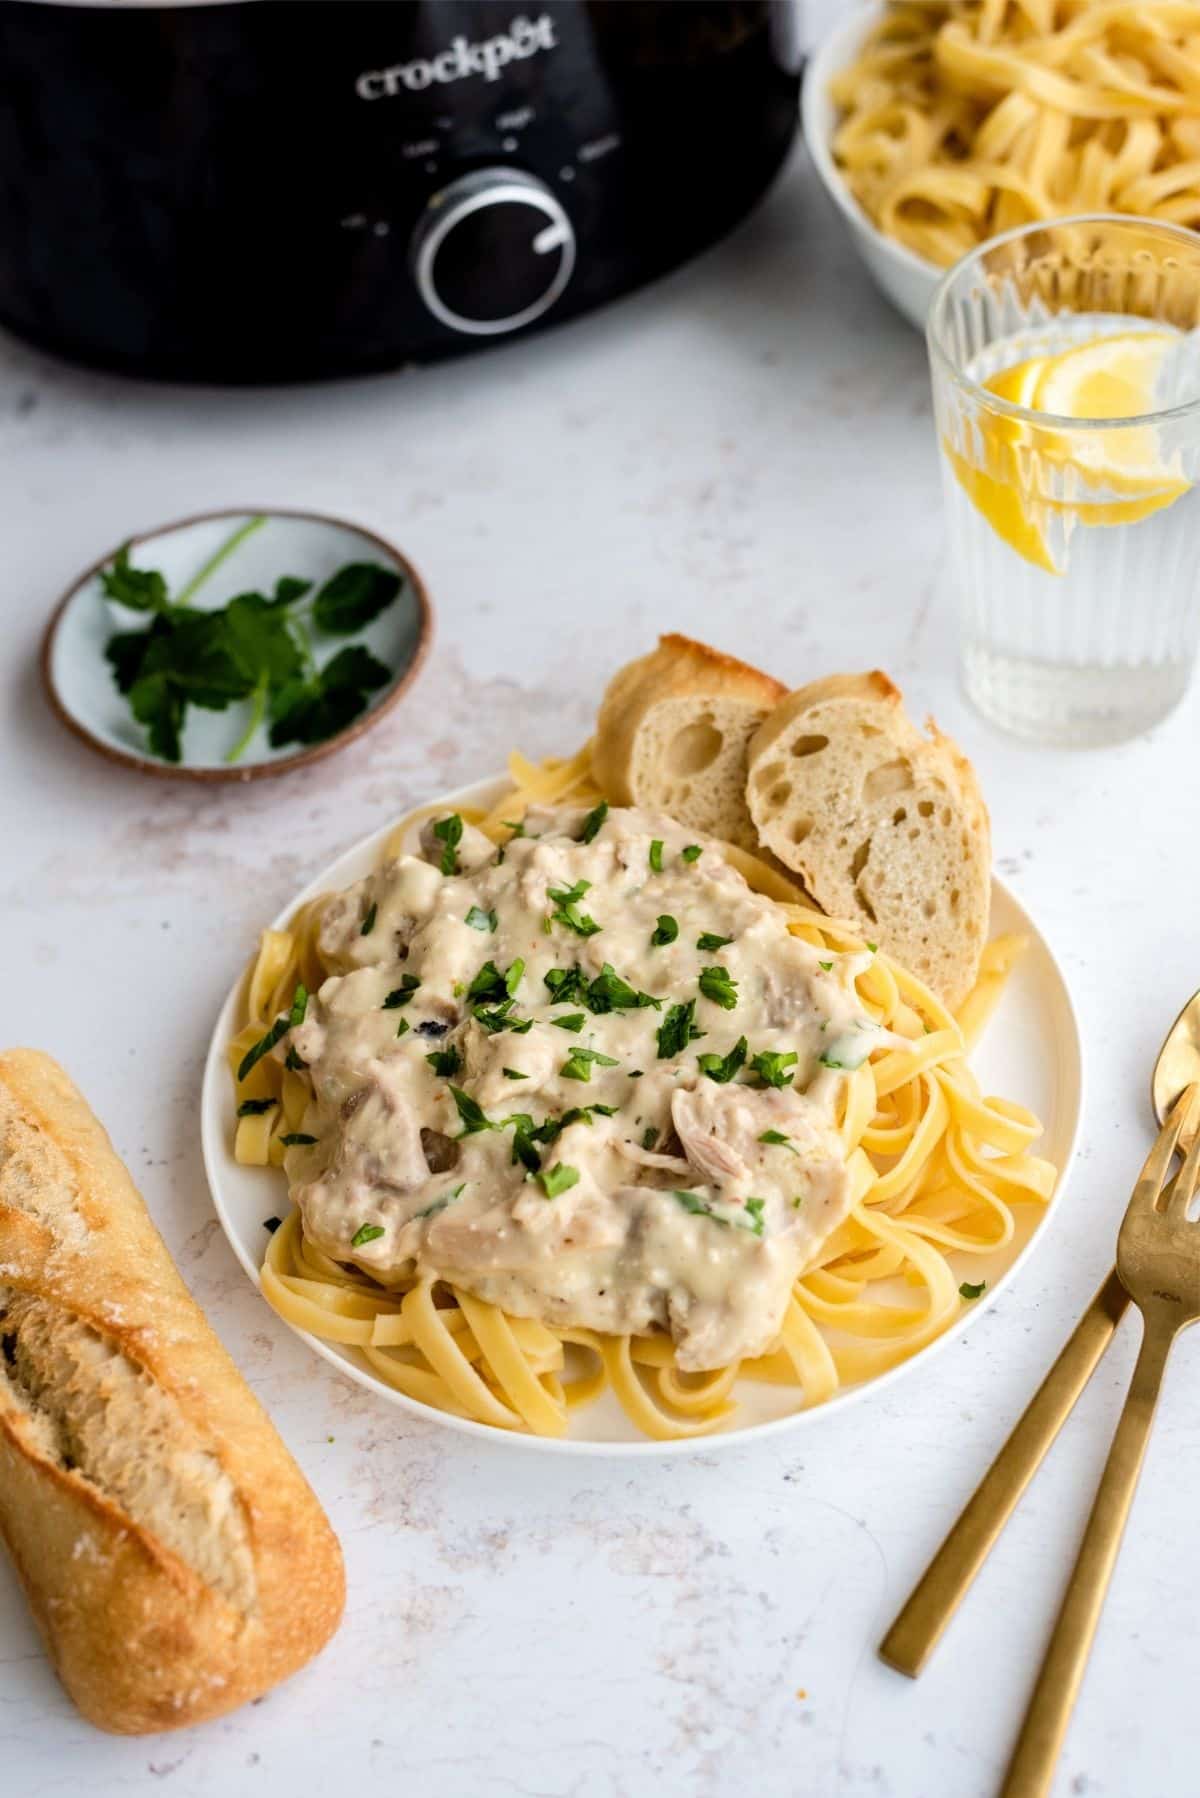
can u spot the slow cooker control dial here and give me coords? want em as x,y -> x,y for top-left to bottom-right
411,168 -> 575,338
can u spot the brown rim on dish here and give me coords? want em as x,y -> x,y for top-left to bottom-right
40,505 -> 434,783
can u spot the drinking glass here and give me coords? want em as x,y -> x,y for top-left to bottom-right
927,215 -> 1200,745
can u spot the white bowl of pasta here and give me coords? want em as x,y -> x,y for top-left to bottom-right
200,761 -> 1082,1456
802,2 -> 1200,333
802,6 -> 941,330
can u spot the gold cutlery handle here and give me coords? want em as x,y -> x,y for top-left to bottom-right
1000,1319 -> 1175,1798
880,1269 -> 1129,1678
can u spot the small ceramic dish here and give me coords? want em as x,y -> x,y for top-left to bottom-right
801,4 -> 942,331
41,507 -> 433,781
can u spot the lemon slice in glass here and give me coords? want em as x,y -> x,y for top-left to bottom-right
944,355 -> 1060,574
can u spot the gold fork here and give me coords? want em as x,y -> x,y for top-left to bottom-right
999,1081 -> 1200,1797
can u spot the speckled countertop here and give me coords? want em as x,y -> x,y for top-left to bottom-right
3,104 -> 1200,1798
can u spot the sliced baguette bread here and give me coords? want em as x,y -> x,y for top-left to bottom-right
591,634 -> 787,850
745,672 -> 991,1009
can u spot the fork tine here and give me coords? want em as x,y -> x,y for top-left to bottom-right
1133,1083 -> 1198,1215
1166,1085 -> 1200,1218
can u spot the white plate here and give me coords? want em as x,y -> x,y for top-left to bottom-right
802,5 -> 942,331
201,777 -> 1083,1457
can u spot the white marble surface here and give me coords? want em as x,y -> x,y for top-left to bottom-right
3,122 -> 1200,1798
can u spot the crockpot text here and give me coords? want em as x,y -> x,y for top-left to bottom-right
356,14 -> 558,100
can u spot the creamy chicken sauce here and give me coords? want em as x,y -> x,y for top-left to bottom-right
281,804 -> 892,1371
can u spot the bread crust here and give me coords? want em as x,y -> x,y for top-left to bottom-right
0,1049 -> 344,1734
591,634 -> 787,805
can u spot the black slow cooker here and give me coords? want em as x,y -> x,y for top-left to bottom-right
0,0 -> 801,381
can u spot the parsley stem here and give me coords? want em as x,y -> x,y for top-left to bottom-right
225,669 -> 268,764
176,514 -> 267,605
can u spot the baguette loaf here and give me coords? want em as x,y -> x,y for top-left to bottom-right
0,1049 -> 344,1735
745,673 -> 991,1008
591,634 -> 787,850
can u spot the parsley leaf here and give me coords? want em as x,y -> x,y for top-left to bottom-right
312,563 -> 402,634
960,1280 -> 987,1300
465,905 -> 497,932
237,984 -> 307,1080
750,1049 -> 798,1089
544,965 -> 588,1006
551,1013 -> 586,1032
586,962 -> 660,1014
697,932 -> 733,952
818,960 -> 833,972
415,1182 -> 466,1221
578,801 -> 609,843
466,960 -> 508,1004
547,879 -> 600,937
503,1067 -> 528,1080
395,1017 -> 410,1037
449,1086 -> 498,1135
383,976 -> 421,1008
100,545 -> 170,613
360,901 -> 377,936
505,958 -> 525,996
237,1097 -> 276,1117
697,1036 -> 748,1084
474,1000 -> 533,1035
649,839 -> 664,873
267,644 -> 390,750
681,845 -> 702,863
651,915 -> 678,947
642,1126 -> 658,1149
758,1129 -> 797,1154
536,1164 -> 580,1198
351,1223 -> 386,1247
560,1047 -> 620,1083
280,1132 -> 317,1146
432,814 -> 463,876
425,1046 -> 461,1077
698,965 -> 738,1010
657,1000 -> 703,1060
745,1197 -> 766,1237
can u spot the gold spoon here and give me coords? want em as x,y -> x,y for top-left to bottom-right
879,988 -> 1200,1678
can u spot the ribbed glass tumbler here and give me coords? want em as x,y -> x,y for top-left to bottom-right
927,216 -> 1200,745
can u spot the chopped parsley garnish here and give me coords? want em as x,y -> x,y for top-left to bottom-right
698,965 -> 738,1010
544,965 -> 588,1006
745,1197 -> 766,1237
285,1046 -> 306,1071
960,1280 -> 987,1300
698,1036 -> 748,1084
578,801 -> 609,843
432,813 -> 463,876
560,1046 -> 620,1082
395,1017 -> 410,1037
537,1163 -> 580,1199
758,1129 -> 797,1153
449,1086 -> 497,1135
503,819 -> 526,838
750,1049 -> 798,1089
551,1013 -> 586,1032
672,1190 -> 762,1236
657,999 -> 704,1060
263,1216 -> 282,1234
697,932 -> 732,952
651,914 -> 679,947
351,1223 -> 385,1247
818,960 -> 833,972
867,941 -> 878,953
474,999 -> 533,1035
792,1195 -> 805,1209
547,878 -> 600,937
280,1132 -> 317,1146
587,962 -> 660,1014
360,902 -> 377,936
649,839 -> 664,872
503,1067 -> 528,1080
681,844 -> 702,863
507,1116 -> 543,1173
425,1046 -> 461,1077
237,1097 -> 276,1117
383,975 -> 421,1009
641,1126 -> 658,1149
466,960 -> 508,1003
237,984 -> 308,1080
465,905 -> 497,932
505,958 -> 525,996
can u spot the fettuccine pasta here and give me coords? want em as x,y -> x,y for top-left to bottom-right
231,748 -> 1057,1442
831,2 -> 1200,267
